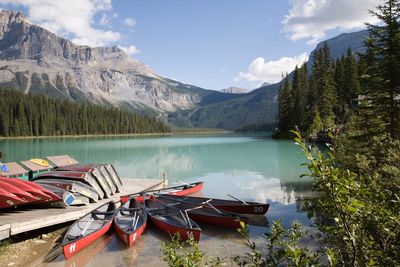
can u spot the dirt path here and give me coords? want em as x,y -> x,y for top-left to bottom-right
0,226 -> 67,267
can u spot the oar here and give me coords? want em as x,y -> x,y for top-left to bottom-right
227,194 -> 249,205
81,217 -> 94,236
132,211 -> 139,230
201,199 -> 223,214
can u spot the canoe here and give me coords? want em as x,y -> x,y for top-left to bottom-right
62,201 -> 116,259
156,194 -> 248,228
144,198 -> 201,241
121,181 -> 204,204
114,197 -> 147,247
0,180 -> 39,203
32,171 -> 107,199
38,184 -> 89,206
56,165 -> 117,194
75,164 -> 122,192
20,180 -> 63,203
34,179 -> 100,203
53,168 -> 112,198
156,195 -> 269,215
0,187 -> 25,209
0,177 -> 53,203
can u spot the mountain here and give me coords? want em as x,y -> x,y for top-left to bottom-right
0,10 -> 218,117
182,30 -> 369,130
258,82 -> 271,88
219,87 -> 249,94
0,9 -> 369,131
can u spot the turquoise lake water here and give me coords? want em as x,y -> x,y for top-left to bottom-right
0,133 -> 315,266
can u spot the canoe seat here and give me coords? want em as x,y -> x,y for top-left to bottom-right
92,211 -> 115,215
121,207 -> 142,211
67,234 -> 82,241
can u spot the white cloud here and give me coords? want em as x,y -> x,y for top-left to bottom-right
124,17 -> 136,27
283,0 -> 380,44
235,53 -> 308,85
0,0 -> 121,47
119,45 -> 140,56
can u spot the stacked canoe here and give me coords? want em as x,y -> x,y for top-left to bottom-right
61,181 -> 270,260
0,157 -> 123,209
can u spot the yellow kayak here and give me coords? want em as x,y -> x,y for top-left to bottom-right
30,158 -> 50,167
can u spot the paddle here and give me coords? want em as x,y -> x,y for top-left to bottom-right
227,194 -> 249,205
80,217 -> 94,236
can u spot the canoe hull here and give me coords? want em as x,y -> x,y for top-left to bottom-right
149,216 -> 201,241
114,221 -> 147,247
120,181 -> 204,204
187,212 -> 247,228
161,195 -> 269,215
62,201 -> 116,259
63,220 -> 113,259
0,189 -> 25,209
0,178 -> 51,203
113,198 -> 147,247
170,182 -> 204,196
212,204 -> 269,215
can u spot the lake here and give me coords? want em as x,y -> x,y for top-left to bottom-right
0,133 -> 314,266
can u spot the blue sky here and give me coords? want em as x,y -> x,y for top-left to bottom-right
0,0 -> 380,90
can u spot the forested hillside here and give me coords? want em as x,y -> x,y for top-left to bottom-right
0,89 -> 170,137
277,45 -> 364,137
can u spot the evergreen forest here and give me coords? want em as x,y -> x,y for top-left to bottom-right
161,1 -> 400,266
0,89 -> 170,137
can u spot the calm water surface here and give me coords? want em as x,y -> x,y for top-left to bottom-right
0,134 -> 314,266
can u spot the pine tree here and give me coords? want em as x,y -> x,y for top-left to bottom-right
278,74 -> 293,133
362,0 -> 400,138
308,43 -> 337,133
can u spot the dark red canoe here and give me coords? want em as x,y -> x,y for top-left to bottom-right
0,187 -> 25,209
56,165 -> 118,194
156,194 -> 248,228
160,195 -> 269,215
62,201 -> 116,259
121,181 -> 204,204
0,180 -> 39,203
114,197 -> 147,247
34,179 -> 99,203
71,164 -> 122,193
32,171 -> 107,199
144,198 -> 201,241
0,177 -> 52,203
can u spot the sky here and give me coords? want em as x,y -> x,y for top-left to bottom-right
0,0 -> 380,90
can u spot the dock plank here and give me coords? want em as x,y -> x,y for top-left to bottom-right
0,178 -> 166,241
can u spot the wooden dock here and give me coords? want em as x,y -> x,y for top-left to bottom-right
0,178 -> 166,241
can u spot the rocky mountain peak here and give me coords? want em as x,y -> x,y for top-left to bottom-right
0,9 -> 211,114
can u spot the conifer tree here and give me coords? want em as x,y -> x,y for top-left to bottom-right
278,74 -> 293,133
362,0 -> 400,138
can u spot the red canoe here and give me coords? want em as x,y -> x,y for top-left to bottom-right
0,177 -> 52,203
144,198 -> 201,241
121,181 -> 204,204
0,180 -> 39,203
114,197 -> 147,247
62,201 -> 116,259
160,195 -> 269,215
22,180 -> 63,203
0,187 -> 25,209
156,194 -> 248,228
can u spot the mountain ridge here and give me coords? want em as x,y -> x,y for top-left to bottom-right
0,9 -> 369,130
0,10 -> 218,116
